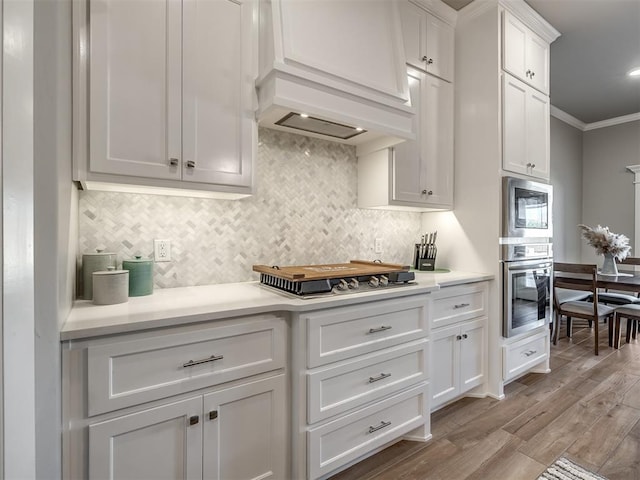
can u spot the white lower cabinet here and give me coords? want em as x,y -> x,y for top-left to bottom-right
503,329 -> 549,381
430,282 -> 488,410
89,376 -> 285,480
63,314 -> 288,480
431,319 -> 486,409
89,396 -> 203,480
293,295 -> 431,479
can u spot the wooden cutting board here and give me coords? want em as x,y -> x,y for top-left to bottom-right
252,260 -> 410,281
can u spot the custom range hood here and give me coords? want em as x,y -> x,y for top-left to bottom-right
256,0 -> 415,153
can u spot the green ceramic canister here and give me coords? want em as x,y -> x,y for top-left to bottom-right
82,249 -> 117,300
123,255 -> 154,296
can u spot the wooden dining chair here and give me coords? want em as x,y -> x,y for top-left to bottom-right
597,256 -> 640,305
553,262 -> 616,355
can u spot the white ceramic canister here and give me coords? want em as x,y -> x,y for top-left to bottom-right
82,249 -> 117,300
92,268 -> 129,305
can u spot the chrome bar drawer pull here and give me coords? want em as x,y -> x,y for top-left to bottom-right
523,349 -> 537,357
182,354 -> 224,368
368,373 -> 391,384
453,303 -> 470,309
367,421 -> 392,434
368,325 -> 392,334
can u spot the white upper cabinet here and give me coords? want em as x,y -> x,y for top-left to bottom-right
503,10 -> 549,94
503,73 -> 550,180
358,68 -> 453,211
400,1 -> 455,82
77,0 -> 256,197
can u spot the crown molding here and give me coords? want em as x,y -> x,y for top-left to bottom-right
409,0 -> 458,26
584,112 -> 640,131
550,106 -> 586,131
551,106 -> 640,132
501,0 -> 560,44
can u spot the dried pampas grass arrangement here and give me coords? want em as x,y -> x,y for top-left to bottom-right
578,224 -> 631,260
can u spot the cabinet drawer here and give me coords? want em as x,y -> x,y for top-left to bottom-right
431,282 -> 488,328
503,330 -> 548,381
306,296 -> 428,368
308,340 -> 428,423
88,315 -> 286,415
308,383 -> 428,479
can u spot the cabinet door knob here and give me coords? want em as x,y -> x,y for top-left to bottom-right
421,56 -> 434,65
189,415 -> 199,426
209,410 -> 218,420
530,71 -> 535,78
456,335 -> 462,340
462,333 -> 468,339
526,69 -> 531,78
169,158 -> 179,167
186,160 -> 196,169
531,163 -> 536,169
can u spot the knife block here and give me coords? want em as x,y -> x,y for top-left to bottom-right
414,244 -> 437,271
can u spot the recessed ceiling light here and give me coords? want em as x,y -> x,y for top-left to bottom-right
355,127 -> 364,132
628,68 -> 640,77
300,113 -> 309,118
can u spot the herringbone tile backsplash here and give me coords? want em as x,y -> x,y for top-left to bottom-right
78,128 -> 422,290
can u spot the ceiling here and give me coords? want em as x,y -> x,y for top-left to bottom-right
441,0 -> 640,125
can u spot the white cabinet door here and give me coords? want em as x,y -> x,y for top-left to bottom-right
459,319 -> 486,392
393,71 -> 424,205
432,318 -> 486,410
203,375 -> 287,480
393,69 -> 453,207
89,0 -> 182,180
502,73 -> 550,180
502,73 -> 529,176
423,73 -> 454,206
424,11 -> 454,82
527,32 -> 550,94
526,88 -> 551,180
182,0 -> 252,188
431,324 -> 459,409
400,2 -> 454,82
89,397 -> 203,480
503,11 -> 549,94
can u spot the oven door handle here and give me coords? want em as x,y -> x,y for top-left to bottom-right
507,262 -> 552,271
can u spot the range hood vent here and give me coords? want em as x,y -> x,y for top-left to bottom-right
275,113 -> 366,140
256,0 -> 415,153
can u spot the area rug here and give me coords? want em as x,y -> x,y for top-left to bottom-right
538,457 -> 608,480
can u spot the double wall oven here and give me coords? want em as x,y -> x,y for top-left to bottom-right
502,177 -> 553,338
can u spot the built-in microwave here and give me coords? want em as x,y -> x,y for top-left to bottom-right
502,176 -> 553,239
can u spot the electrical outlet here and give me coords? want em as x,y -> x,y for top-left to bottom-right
154,239 -> 171,262
374,237 -> 383,254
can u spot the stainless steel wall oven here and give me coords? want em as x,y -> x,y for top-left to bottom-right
502,243 -> 553,338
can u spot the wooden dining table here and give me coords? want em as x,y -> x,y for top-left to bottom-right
554,267 -> 640,349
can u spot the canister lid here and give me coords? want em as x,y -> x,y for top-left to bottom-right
83,248 -> 115,257
124,255 -> 153,264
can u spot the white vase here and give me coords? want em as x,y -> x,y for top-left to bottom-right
601,252 -> 618,275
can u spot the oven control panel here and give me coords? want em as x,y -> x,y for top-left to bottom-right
503,243 -> 552,261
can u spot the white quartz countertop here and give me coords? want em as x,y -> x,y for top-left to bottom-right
61,270 -> 492,341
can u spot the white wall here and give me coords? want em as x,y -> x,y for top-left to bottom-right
34,0 -> 74,477
3,0 -> 36,477
581,120 -> 640,263
549,116 -> 583,262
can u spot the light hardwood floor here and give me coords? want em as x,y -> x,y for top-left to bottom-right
329,322 -> 640,480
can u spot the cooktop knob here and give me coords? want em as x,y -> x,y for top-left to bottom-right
379,275 -> 389,286
368,276 -> 380,288
335,279 -> 349,291
348,278 -> 359,289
